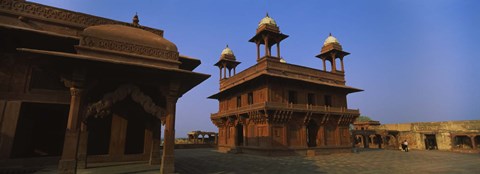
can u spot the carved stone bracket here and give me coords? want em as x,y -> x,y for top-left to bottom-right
303,112 -> 313,125
211,118 -> 225,127
86,84 -> 166,120
270,110 -> 292,124
248,110 -> 266,124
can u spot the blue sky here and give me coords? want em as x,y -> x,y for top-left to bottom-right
31,0 -> 480,137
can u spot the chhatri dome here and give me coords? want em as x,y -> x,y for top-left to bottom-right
323,33 -> 340,46
258,13 -> 277,28
220,45 -> 236,60
221,45 -> 234,57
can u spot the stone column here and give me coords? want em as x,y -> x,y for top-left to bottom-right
301,125 -> 307,148
223,64 -> 226,79
149,120 -> 162,165
160,90 -> 179,174
218,67 -> 222,80
470,136 -> 476,149
264,36 -> 270,57
256,42 -> 260,60
340,57 -> 345,72
58,86 -> 84,174
277,42 -> 281,58
331,53 -> 336,72
322,58 -> 326,71
0,101 -> 21,160
77,123 -> 88,169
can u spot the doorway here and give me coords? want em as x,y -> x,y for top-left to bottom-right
306,121 -> 318,147
424,134 -> 438,150
11,103 -> 69,158
236,124 -> 244,146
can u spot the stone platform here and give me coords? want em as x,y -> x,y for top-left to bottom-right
3,148 -> 479,173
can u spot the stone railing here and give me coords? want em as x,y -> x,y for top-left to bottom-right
211,101 -> 359,118
219,58 -> 345,91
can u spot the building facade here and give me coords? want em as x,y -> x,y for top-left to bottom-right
209,14 -> 362,156
0,0 -> 209,173
353,120 -> 480,153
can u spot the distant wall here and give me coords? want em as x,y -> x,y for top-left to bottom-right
381,120 -> 480,151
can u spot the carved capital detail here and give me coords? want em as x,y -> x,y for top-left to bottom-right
69,87 -> 83,97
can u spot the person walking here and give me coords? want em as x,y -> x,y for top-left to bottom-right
403,140 -> 409,152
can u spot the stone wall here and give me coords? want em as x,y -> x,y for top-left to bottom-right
381,120 -> 480,151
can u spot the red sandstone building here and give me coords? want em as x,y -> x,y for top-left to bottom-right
210,14 -> 362,155
0,0 -> 209,173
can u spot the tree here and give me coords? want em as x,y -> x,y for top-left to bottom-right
356,115 -> 373,122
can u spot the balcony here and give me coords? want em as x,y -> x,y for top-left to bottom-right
211,102 -> 360,119
219,58 -> 346,91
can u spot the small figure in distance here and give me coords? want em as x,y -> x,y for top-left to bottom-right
403,140 -> 409,152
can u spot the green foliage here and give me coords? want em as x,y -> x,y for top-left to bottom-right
356,115 -> 373,122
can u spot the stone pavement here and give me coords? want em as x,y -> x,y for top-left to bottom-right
174,148 -> 480,174
28,148 -> 480,173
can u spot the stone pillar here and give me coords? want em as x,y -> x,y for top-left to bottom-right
277,42 -> 281,58
301,125 -> 307,148
218,67 -> 222,80
340,58 -> 345,72
223,64 -> 226,79
331,54 -> 336,72
233,68 -> 236,76
256,42 -> 260,60
77,123 -> 88,169
58,86 -> 84,174
160,90 -> 178,174
0,101 -> 21,160
264,36 -> 270,56
149,120 -> 162,165
470,136 -> 476,149
322,58 -> 326,71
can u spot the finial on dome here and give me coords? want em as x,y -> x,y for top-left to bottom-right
226,44 -> 229,48
329,33 -> 332,36
266,12 -> 269,17
133,12 -> 140,26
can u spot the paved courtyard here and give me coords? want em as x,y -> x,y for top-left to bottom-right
31,148 -> 480,174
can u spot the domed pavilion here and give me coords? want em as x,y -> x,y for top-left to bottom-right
209,14 -> 362,156
0,2 -> 209,173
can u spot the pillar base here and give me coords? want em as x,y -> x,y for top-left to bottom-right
160,155 -> 175,174
58,159 -> 77,174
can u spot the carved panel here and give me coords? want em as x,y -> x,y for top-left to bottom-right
81,36 -> 178,60
0,0 -> 164,36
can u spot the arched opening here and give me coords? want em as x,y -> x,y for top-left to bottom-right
335,58 -> 342,71
197,135 -> 203,144
454,135 -> 472,149
424,134 -> 437,150
375,134 -> 383,148
325,60 -> 332,72
11,103 -> 69,158
204,135 -> 210,144
355,135 -> 364,148
236,124 -> 244,146
306,121 -> 319,147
